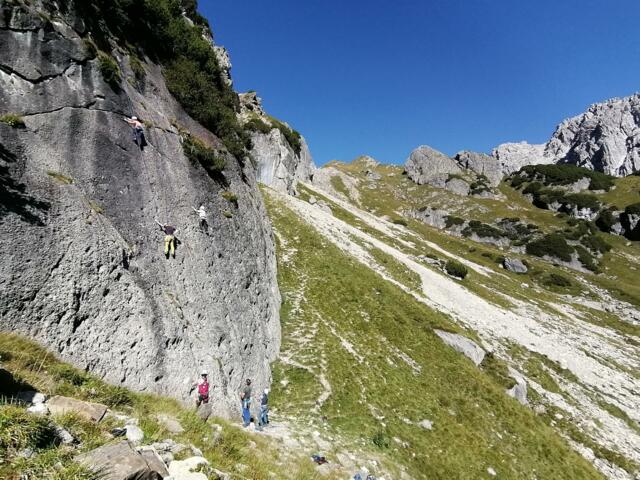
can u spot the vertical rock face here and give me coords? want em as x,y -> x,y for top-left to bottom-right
544,94 -> 640,176
0,2 -> 280,414
454,151 -> 502,187
239,92 -> 315,195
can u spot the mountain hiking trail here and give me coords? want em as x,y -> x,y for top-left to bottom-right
266,185 -> 640,477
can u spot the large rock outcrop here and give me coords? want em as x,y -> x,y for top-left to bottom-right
492,94 -> 640,177
239,92 -> 315,195
0,2 -> 280,415
404,145 -> 462,186
544,94 -> 640,176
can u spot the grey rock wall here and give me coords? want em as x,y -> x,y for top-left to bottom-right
0,2 -> 280,415
239,92 -> 315,195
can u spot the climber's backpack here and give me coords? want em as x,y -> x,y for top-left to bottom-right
198,379 -> 210,401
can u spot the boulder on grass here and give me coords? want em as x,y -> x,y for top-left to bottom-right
75,441 -> 164,480
503,258 -> 528,274
434,330 -> 486,366
46,395 -> 108,422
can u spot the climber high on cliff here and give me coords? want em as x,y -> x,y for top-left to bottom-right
155,219 -> 178,258
192,205 -> 208,232
124,116 -> 147,150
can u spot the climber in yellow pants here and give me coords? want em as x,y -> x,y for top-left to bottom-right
155,220 -> 177,258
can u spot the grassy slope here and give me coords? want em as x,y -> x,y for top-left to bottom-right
333,159 -> 640,316
0,334 -> 325,480
264,190 -> 602,480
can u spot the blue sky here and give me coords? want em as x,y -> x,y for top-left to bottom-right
200,0 -> 640,166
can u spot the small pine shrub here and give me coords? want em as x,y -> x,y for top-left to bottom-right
462,220 -> 505,239
0,113 -> 25,128
564,193 -> 601,211
526,234 -> 574,262
595,208 -> 617,233
98,51 -> 121,87
574,245 -> 598,272
582,234 -> 612,254
542,272 -> 573,288
445,216 -> 465,228
445,259 -> 468,279
392,218 -> 408,226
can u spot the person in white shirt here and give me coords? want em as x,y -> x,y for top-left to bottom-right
192,205 -> 208,232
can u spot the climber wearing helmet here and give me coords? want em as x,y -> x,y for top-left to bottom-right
192,205 -> 208,232
124,115 -> 147,150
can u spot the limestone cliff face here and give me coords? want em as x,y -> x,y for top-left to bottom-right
0,1 -> 280,414
239,92 -> 315,195
492,94 -> 640,177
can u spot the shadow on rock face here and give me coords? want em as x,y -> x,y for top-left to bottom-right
0,142 -> 50,226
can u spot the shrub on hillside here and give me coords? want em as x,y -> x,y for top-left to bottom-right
542,272 -> 573,288
595,208 -> 618,232
526,234 -> 574,262
462,220 -> 505,239
517,164 -> 614,191
445,215 -> 465,228
582,234 -> 612,254
392,218 -> 408,226
245,117 -> 272,135
445,259 -> 468,279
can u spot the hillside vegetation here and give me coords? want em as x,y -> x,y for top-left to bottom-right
263,188 -> 605,479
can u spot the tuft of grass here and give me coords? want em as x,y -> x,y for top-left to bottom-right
89,201 -> 104,215
0,113 -> 26,128
221,191 -> 238,204
129,54 -> 145,85
223,211 -> 233,218
391,217 -> 408,226
541,272 -> 573,289
46,171 -> 73,185
181,132 -> 226,178
97,51 -> 121,88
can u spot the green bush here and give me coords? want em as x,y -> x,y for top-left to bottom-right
445,259 -> 468,279
445,215 -> 465,228
574,245 -> 598,272
392,218 -> 408,226
76,0 -> 249,160
181,133 -> 225,177
542,272 -> 573,288
516,164 -> 614,191
564,193 -> 601,210
221,191 -> 238,204
98,51 -> 121,87
462,220 -> 505,239
582,234 -> 612,254
129,54 -> 146,85
245,117 -> 272,135
0,113 -> 25,128
526,234 -> 574,262
595,208 -> 618,232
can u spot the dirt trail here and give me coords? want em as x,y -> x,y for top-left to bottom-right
268,186 -> 640,474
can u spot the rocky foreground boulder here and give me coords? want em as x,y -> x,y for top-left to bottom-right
0,1 -> 280,413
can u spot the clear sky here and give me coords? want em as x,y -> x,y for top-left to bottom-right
200,0 -> 640,166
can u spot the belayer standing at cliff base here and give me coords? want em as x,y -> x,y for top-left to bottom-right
240,379 -> 252,427
124,116 -> 147,150
192,371 -> 210,408
155,220 -> 178,258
